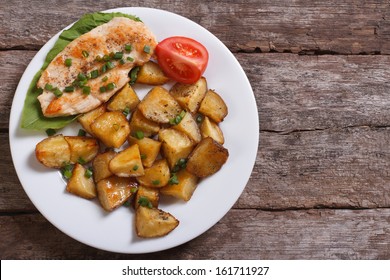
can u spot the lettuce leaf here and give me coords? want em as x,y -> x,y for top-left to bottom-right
21,12 -> 141,130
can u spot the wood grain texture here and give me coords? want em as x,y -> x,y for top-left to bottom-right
1,209 -> 389,259
1,0 -> 390,54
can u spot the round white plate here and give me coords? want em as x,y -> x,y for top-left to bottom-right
9,7 -> 259,254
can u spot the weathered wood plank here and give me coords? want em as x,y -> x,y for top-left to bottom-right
1,209 -> 389,259
238,53 -> 390,133
2,51 -> 390,131
3,126 -> 390,211
1,0 -> 389,54
239,127 -> 390,209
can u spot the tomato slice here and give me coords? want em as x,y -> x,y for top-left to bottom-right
155,36 -> 209,84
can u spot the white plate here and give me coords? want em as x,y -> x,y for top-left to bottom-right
9,7 -> 259,254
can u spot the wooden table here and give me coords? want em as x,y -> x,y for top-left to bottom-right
1,0 -> 390,259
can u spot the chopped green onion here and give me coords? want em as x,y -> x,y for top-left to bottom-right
83,86 -> 91,95
78,79 -> 87,87
45,83 -> 53,91
90,70 -> 99,79
112,123 -> 120,131
130,186 -> 138,193
126,56 -> 134,62
86,72 -> 91,79
143,45 -> 151,53
103,54 -> 110,62
169,110 -> 186,125
78,129 -> 86,136
82,50 -> 89,58
123,200 -> 131,207
113,52 -> 123,59
169,173 -> 179,185
152,180 -> 160,185
135,130 -> 144,140
61,163 -> 73,180
138,196 -> 153,208
119,58 -> 125,65
132,165 -> 139,171
106,61 -> 115,70
77,157 -> 86,165
64,86 -> 75,92
64,58 -> 72,67
45,128 -> 56,136
125,44 -> 132,52
172,158 -> 187,172
102,76 -> 108,82
101,64 -> 107,73
129,66 -> 140,85
95,55 -> 102,62
106,82 -> 116,90
99,86 -> 107,93
140,154 -> 147,160
84,167 -> 93,179
122,107 -> 130,116
78,73 -> 87,81
196,114 -> 204,123
53,88 -> 63,98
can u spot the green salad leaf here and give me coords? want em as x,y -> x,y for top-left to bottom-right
21,12 -> 141,130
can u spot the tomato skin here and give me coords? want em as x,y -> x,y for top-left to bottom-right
155,36 -> 209,84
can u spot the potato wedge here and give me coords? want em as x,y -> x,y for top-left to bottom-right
97,176 -> 138,211
134,185 -> 159,209
66,163 -> 96,199
35,134 -> 71,168
170,77 -> 207,114
198,89 -> 228,123
158,128 -> 195,169
129,109 -> 160,137
186,137 -> 229,177
173,111 -> 201,143
109,144 -> 144,177
64,136 -> 99,164
136,61 -> 170,85
107,83 -> 140,112
77,104 -> 106,136
160,169 -> 199,201
138,86 -> 182,124
200,116 -> 225,144
92,150 -> 116,183
136,159 -> 170,188
136,206 -> 179,238
128,136 -> 161,168
90,111 -> 130,148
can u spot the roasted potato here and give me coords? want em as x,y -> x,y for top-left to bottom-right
66,163 -> 96,199
90,111 -> 130,148
160,169 -> 199,201
170,77 -> 207,114
136,206 -> 179,238
107,83 -> 140,112
173,111 -> 201,143
138,86 -> 182,124
92,150 -> 116,183
97,176 -> 138,211
200,116 -> 225,144
109,144 -> 144,177
128,136 -> 161,168
129,109 -> 160,137
35,134 -> 71,168
77,104 -> 106,136
134,185 -> 159,209
136,159 -> 170,188
198,89 -> 228,123
186,137 -> 229,177
64,136 -> 99,164
158,128 -> 195,169
136,61 -> 170,85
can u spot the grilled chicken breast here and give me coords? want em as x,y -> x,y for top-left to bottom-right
37,17 -> 157,117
